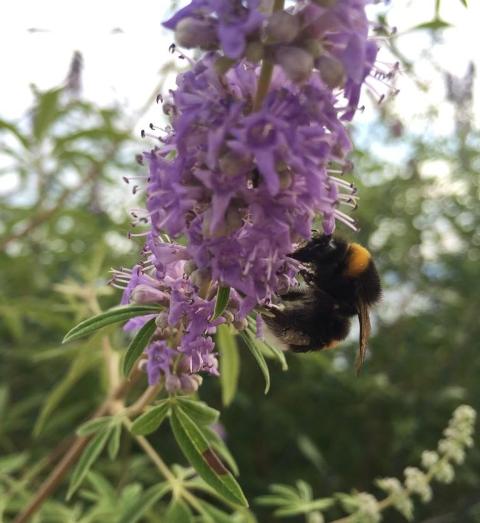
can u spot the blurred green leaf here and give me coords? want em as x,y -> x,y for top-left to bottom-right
34,345 -> 100,436
117,482 -> 170,523
170,405 -> 248,507
107,422 -> 122,460
122,317 -> 157,377
213,286 -> 230,320
217,324 -> 240,407
194,501 -> 234,523
76,416 -> 112,437
247,318 -> 287,371
0,453 -> 28,476
413,18 -> 451,31
239,331 -> 270,394
33,88 -> 62,141
131,400 -> 170,436
0,118 -> 29,148
63,305 -> 161,343
165,498 -> 194,522
67,426 -> 113,500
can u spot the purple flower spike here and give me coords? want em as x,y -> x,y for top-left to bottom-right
117,0 -> 386,392
164,0 -> 264,59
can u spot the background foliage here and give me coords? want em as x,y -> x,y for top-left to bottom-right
1,2 -> 479,521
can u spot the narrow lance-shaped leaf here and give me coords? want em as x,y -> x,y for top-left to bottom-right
164,499 -> 194,523
76,416 -> 112,437
108,422 -> 122,460
247,317 -> 287,371
117,483 -> 171,523
131,401 -> 170,436
170,405 -> 248,507
203,425 -> 240,477
216,324 -> 240,407
123,317 -> 157,376
63,305 -> 161,344
212,286 -> 230,319
67,426 -> 113,499
176,397 -> 220,426
239,331 -> 270,394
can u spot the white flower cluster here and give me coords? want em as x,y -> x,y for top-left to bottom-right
340,492 -> 381,523
424,404 -> 476,485
376,477 -> 413,520
354,405 -> 476,523
261,406 -> 476,523
404,467 -> 432,502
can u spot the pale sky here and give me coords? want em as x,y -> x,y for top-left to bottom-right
0,1 -> 479,138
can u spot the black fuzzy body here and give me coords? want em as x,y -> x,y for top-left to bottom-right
265,235 -> 381,352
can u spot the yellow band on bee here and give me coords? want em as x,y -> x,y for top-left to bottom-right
324,340 -> 340,350
344,242 -> 371,277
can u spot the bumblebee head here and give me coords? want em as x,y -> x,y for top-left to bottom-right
289,234 -> 349,267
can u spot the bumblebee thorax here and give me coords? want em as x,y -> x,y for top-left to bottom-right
343,242 -> 371,277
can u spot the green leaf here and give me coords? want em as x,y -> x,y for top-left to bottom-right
122,317 -> 157,376
67,427 -> 112,499
413,18 -> 451,31
33,88 -> 62,141
0,453 -> 29,475
34,346 -> 100,436
170,405 -> 248,507
76,416 -> 112,437
62,305 -> 161,343
203,426 -> 240,476
216,324 -> 240,407
108,422 -> 122,460
176,397 -> 220,426
458,0 -> 467,6
117,483 -> 170,523
213,286 -> 230,319
164,499 -> 194,523
195,501 -> 234,523
131,401 -> 170,436
0,118 -> 30,148
239,331 -> 270,394
247,320 -> 287,371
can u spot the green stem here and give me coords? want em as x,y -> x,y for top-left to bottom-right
121,417 -> 212,520
252,0 -> 285,111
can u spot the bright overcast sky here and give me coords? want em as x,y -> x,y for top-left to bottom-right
1,1 -> 479,131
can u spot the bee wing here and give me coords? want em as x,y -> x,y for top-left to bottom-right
356,299 -> 371,374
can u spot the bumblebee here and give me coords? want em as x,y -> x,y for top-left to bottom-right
265,234 -> 381,371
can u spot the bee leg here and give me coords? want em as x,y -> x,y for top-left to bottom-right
299,269 -> 316,286
278,289 -> 306,302
283,329 -> 310,346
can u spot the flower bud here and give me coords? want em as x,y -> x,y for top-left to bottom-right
219,150 -> 251,177
155,312 -> 169,329
179,374 -> 202,393
317,55 -> 346,89
131,285 -> 169,305
303,39 -> 325,60
233,317 -> 248,331
275,46 -> 314,83
190,268 -> 210,290
175,17 -> 218,50
183,260 -> 197,276
264,11 -> 300,44
165,374 -> 182,393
